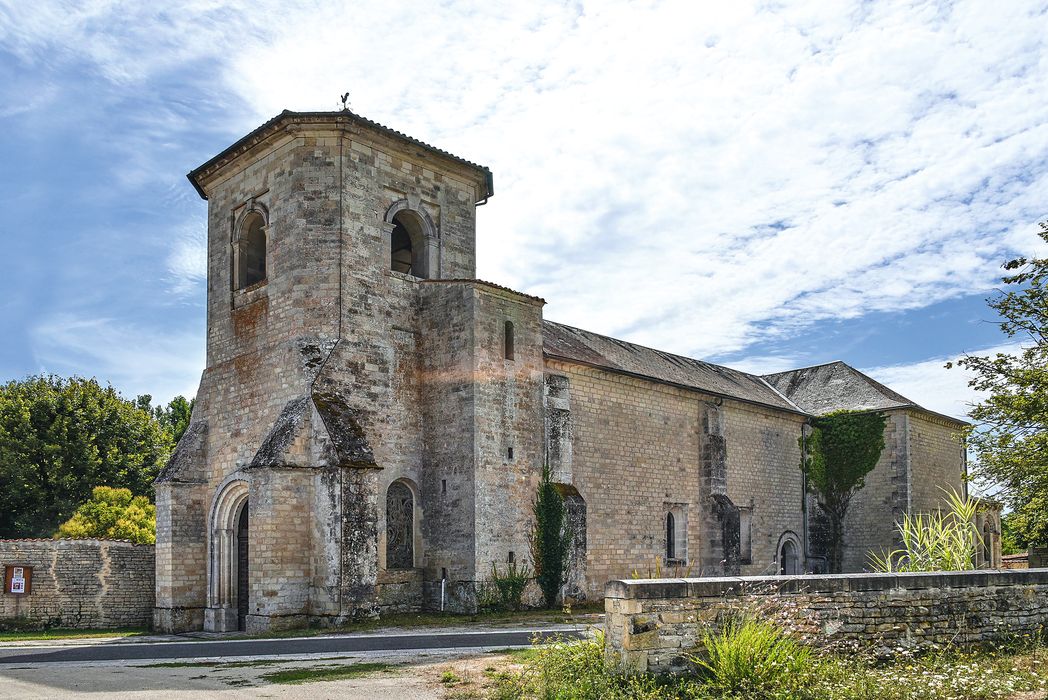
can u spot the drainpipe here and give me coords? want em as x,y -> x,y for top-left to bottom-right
800,421 -> 810,572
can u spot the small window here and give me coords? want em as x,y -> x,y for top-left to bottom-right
504,321 -> 515,360
507,446 -> 514,460
508,551 -> 515,564
236,211 -> 267,290
666,512 -> 676,560
739,508 -> 752,564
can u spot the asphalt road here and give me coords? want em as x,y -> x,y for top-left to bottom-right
0,629 -> 585,665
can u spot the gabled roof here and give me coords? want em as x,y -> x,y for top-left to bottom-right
187,109 -> 494,201
542,321 -> 804,414
763,361 -> 967,425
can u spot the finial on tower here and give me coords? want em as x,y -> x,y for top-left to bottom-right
340,92 -> 351,111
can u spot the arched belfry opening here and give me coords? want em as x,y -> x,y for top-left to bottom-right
385,201 -> 436,279
235,210 -> 267,289
205,479 -> 250,632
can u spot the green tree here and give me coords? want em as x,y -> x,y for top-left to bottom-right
531,460 -> 570,608
952,223 -> 1048,547
1001,511 -> 1023,555
0,375 -> 172,538
800,409 -> 887,573
138,394 -> 195,444
54,486 -> 156,544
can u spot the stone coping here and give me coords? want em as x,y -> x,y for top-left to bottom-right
0,538 -> 153,548
605,568 -> 1048,599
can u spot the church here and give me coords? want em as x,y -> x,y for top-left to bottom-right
153,109 -> 992,633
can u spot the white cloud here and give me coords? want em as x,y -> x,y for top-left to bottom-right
863,342 -> 1026,421
3,0 -> 1047,366
166,219 -> 208,296
30,314 -> 205,404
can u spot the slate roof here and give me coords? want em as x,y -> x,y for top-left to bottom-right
763,361 -> 967,425
542,321 -> 804,414
187,110 -> 494,201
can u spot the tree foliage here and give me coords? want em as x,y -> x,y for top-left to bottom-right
800,409 -> 887,572
54,486 -> 156,544
952,223 -> 1048,546
1000,511 -> 1023,556
0,375 -> 172,538
137,394 -> 195,444
531,460 -> 570,608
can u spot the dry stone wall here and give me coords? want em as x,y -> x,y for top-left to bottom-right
605,570 -> 1048,674
1,539 -> 154,629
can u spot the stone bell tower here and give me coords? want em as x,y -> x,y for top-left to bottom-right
153,109 -> 545,633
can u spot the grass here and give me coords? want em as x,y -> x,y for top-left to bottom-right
0,627 -> 148,642
483,628 -> 1048,700
260,661 -> 396,685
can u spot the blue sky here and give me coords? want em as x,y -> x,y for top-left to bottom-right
0,0 -> 1046,419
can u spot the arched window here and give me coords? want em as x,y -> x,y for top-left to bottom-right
236,211 -> 267,289
666,512 -> 676,560
386,481 -> 414,569
504,321 -> 515,360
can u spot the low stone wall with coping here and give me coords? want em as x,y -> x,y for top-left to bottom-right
604,569 -> 1048,674
0,539 -> 155,629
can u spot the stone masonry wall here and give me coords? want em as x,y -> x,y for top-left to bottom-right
547,359 -> 807,596
908,411 -> 966,514
838,411 -> 906,573
1,539 -> 154,629
605,570 -> 1048,674
471,285 -> 545,587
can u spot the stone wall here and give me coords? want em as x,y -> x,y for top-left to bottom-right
547,359 -> 807,596
908,411 -> 966,513
605,569 -> 1048,674
1,539 -> 155,629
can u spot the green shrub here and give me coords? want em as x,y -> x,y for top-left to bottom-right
493,631 -> 670,700
490,561 -> 530,612
688,617 -> 814,698
531,460 -> 570,609
868,488 -> 981,573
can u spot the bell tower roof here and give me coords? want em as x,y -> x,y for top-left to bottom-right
187,109 -> 494,202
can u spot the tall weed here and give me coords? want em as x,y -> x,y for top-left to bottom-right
688,617 -> 814,698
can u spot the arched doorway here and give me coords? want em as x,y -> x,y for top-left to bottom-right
205,479 -> 249,632
779,534 -> 801,575
236,502 -> 249,631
